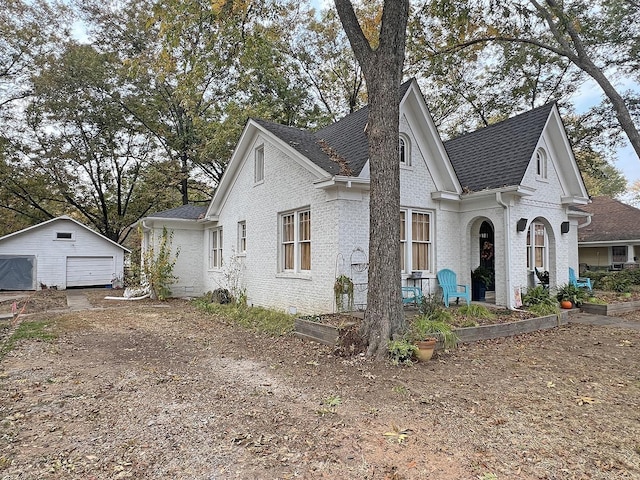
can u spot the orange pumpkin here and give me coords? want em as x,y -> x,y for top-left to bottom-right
560,300 -> 573,309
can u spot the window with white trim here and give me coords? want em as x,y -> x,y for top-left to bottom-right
612,245 -> 627,263
400,211 -> 406,272
399,135 -> 411,166
209,228 -> 223,269
238,221 -> 246,254
400,209 -> 432,272
55,232 -> 74,240
254,145 -> 264,183
280,208 -> 311,272
526,222 -> 547,269
535,148 -> 547,179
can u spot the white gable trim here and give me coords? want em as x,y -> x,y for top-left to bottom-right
206,120 -> 330,218
538,105 -> 589,204
400,80 -> 462,195
0,215 -> 130,252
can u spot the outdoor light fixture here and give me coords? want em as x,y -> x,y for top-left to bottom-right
516,218 -> 528,232
561,221 -> 570,234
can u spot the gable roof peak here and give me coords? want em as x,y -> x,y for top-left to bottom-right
444,103 -> 556,192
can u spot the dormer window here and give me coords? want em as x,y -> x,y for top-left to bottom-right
535,148 -> 547,179
399,135 -> 411,166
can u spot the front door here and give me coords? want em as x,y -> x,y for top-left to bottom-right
479,221 -> 494,290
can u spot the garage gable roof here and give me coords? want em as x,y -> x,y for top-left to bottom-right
0,216 -> 131,253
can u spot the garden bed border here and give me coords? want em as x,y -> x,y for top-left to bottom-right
580,300 -> 640,316
295,311 -> 571,347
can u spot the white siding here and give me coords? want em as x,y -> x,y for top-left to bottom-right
0,219 -> 126,290
144,220 -> 204,298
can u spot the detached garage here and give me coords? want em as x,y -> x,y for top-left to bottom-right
0,216 -> 129,291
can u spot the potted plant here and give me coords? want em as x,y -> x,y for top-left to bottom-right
409,311 -> 458,361
556,283 -> 586,309
334,274 -> 354,312
471,266 -> 493,301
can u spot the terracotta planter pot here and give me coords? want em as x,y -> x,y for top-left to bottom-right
415,338 -> 437,362
560,300 -> 573,309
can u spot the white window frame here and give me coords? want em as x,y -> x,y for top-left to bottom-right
237,221 -> 246,254
55,232 -> 74,241
279,208 -> 311,273
400,208 -> 432,273
526,222 -> 547,270
535,148 -> 547,179
209,228 -> 223,270
254,145 -> 264,184
399,134 -> 411,167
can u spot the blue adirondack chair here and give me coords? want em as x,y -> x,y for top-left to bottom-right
569,267 -> 593,292
437,269 -> 471,307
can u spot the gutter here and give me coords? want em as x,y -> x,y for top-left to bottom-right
496,192 -> 514,309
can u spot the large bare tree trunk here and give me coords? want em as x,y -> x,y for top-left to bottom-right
334,0 -> 409,359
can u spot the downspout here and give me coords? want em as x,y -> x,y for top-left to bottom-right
496,192 -> 514,309
577,216 -> 592,229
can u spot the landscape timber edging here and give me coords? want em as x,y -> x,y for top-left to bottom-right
295,311 -> 571,348
294,317 -> 357,346
580,300 -> 640,316
453,311 -> 570,344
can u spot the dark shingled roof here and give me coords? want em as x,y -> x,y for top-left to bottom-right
254,81 -> 413,177
444,103 -> 555,191
578,196 -> 640,242
148,205 -> 207,220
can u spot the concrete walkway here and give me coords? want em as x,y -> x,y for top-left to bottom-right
568,312 -> 640,331
66,291 -> 93,311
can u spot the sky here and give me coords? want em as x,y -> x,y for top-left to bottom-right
570,78 -> 639,188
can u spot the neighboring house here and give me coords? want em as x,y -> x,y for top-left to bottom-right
578,196 -> 640,271
0,216 -> 130,291
140,79 -> 589,314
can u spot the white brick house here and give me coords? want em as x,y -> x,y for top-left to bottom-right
140,79 -> 589,313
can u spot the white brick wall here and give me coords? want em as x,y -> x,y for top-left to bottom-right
147,105 -> 582,313
203,134 -> 340,314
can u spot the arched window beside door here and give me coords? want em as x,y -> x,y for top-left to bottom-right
526,222 -> 548,270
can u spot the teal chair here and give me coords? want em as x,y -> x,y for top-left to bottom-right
437,269 -> 471,307
569,267 -> 592,292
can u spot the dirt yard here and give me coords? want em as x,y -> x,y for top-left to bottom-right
0,293 -> 639,479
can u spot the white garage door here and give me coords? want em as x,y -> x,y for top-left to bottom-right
66,256 -> 114,287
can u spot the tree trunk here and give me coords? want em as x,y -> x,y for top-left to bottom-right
334,0 -> 409,359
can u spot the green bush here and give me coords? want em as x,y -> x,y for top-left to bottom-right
584,269 -> 640,291
387,339 -> 418,366
522,285 -> 559,316
194,299 -> 294,336
600,274 -> 631,293
556,283 -> 587,305
458,304 -> 495,320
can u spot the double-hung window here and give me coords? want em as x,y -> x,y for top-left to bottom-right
280,208 -> 311,272
209,228 -> 223,269
400,209 -> 432,272
238,221 -> 246,254
526,222 -> 546,269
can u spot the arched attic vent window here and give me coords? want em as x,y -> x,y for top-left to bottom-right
535,148 -> 548,179
399,135 -> 411,166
